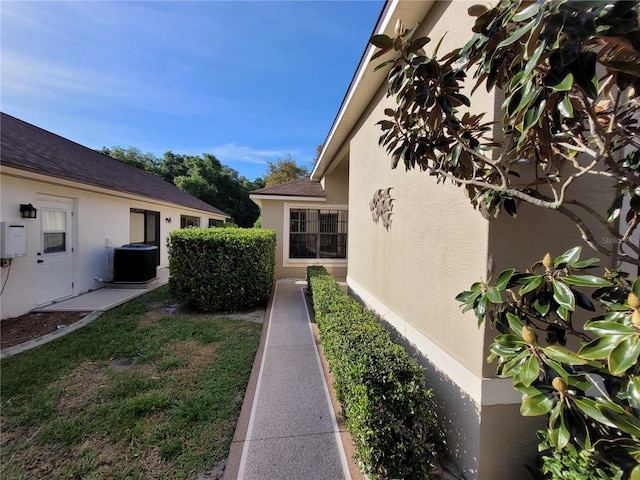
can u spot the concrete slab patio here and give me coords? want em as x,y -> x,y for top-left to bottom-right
225,280 -> 359,480
35,268 -> 169,312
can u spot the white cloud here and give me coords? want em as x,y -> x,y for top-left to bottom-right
209,143 -> 294,165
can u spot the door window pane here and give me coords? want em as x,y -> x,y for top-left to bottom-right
43,210 -> 67,254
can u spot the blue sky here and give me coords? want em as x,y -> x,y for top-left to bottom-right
1,0 -> 384,181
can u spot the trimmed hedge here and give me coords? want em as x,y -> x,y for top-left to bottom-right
168,228 -> 275,312
307,266 -> 442,479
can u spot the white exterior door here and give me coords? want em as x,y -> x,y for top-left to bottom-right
38,200 -> 73,305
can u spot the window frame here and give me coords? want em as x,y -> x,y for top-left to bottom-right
283,203 -> 348,267
180,215 -> 201,228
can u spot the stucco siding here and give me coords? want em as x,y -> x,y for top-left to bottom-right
348,88 -> 492,377
321,159 -> 349,204
1,170 -> 226,319
340,2 -> 553,477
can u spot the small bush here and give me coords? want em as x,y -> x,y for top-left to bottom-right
168,228 -> 275,312
307,266 -> 442,479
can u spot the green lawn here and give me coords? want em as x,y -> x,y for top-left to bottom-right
0,285 -> 262,479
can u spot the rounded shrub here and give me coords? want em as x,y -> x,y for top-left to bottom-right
168,228 -> 275,312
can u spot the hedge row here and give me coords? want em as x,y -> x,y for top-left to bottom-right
307,266 -> 442,479
168,227 -> 275,312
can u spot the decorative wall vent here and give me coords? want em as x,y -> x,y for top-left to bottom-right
369,187 -> 394,230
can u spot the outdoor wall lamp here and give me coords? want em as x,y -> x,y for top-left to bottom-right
20,203 -> 37,219
165,217 -> 172,223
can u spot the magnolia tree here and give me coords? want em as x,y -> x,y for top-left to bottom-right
370,0 -> 639,477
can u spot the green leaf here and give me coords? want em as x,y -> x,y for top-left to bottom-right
557,94 -> 574,118
503,197 -> 517,218
554,247 -> 581,267
571,257 -> 600,269
495,269 -> 515,290
628,376 -> 640,414
556,409 -> 571,449
512,2 -> 541,22
561,275 -> 612,287
521,355 -> 540,387
408,36 -> 431,53
552,280 -> 575,311
609,336 -> 640,376
506,312 -> 524,336
534,296 -> 551,316
549,73 -> 574,91
573,289 -> 596,312
486,286 -> 503,304
573,397 -> 617,429
519,275 -> 543,295
496,18 -> 536,49
490,341 -> 525,357
556,305 -> 569,321
370,34 -> 393,50
455,289 -> 479,303
601,406 -> 640,438
607,195 -> 624,223
521,393 -> 554,416
543,346 -> 588,365
579,335 -> 623,360
494,334 -> 527,348
585,321 -> 636,336
633,278 -> 640,298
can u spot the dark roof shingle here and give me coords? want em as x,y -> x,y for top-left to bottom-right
250,177 -> 325,198
0,112 -> 228,217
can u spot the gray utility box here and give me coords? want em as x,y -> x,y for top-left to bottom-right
0,222 -> 27,258
113,244 -> 158,282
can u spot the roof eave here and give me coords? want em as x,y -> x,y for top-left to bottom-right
311,0 -> 435,181
249,193 -> 326,202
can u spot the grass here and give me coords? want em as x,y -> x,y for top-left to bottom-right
0,285 -> 263,479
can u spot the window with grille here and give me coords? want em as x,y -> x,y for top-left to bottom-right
289,208 -> 347,259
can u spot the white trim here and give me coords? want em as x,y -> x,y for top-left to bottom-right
347,275 -> 522,406
249,194 -> 326,202
282,203 -> 349,269
237,282 -> 278,479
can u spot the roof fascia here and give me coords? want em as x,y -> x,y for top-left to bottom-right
311,0 -> 435,181
248,194 -> 326,202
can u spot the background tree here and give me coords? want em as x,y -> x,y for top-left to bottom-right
98,146 -> 159,174
371,1 -> 639,477
100,147 -> 262,227
264,154 -> 309,187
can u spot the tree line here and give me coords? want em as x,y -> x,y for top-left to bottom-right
99,147 -> 310,227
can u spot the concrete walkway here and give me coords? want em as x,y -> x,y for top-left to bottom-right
224,280 -> 356,480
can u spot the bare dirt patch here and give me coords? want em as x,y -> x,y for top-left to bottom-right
1,311 -> 90,350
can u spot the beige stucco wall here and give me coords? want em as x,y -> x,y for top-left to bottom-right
0,168 -> 226,319
255,164 -> 350,280
349,0 -> 491,383
339,1 -> 622,477
341,1 -> 555,477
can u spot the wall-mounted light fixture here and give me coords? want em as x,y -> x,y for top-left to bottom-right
165,217 -> 172,224
20,203 -> 37,219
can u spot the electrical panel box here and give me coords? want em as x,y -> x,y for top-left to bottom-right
1,222 -> 27,258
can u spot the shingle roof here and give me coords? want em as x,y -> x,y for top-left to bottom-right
250,177 -> 326,198
0,112 -> 229,217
